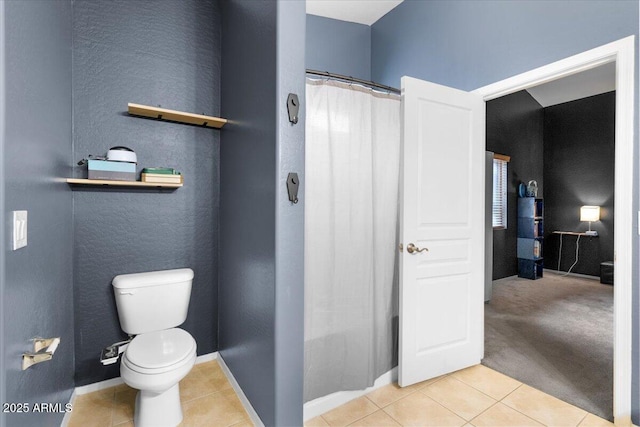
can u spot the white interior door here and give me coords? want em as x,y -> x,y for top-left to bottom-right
399,76 -> 485,387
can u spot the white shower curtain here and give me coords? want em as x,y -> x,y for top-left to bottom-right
304,78 -> 401,402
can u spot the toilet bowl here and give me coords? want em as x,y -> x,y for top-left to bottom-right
112,268 -> 196,427
121,329 -> 196,426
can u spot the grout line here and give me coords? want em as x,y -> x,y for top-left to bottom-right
445,375 -> 500,404
576,412 -> 589,426
500,382 -> 524,402
412,391 -> 467,424
468,401 -> 500,425
379,405 -> 404,426
417,376 -> 498,421
377,385 -> 423,409
343,404 -> 378,426
364,395 -> 378,409
450,365 -> 523,398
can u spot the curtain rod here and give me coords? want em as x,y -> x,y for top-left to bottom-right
306,69 -> 400,94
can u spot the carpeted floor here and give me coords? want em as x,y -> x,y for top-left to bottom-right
483,271 -> 613,421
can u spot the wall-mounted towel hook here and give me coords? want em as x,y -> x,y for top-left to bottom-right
22,337 -> 60,370
287,93 -> 299,124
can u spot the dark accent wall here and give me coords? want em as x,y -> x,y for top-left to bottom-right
306,15 -> 371,81
220,1 -> 305,425
372,4 -> 639,418
544,92 -> 615,277
72,0 -> 220,385
2,1 -> 74,426
486,91 -> 544,279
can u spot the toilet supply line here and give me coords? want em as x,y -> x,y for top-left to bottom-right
100,338 -> 132,366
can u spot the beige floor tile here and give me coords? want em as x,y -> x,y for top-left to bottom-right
366,382 -> 422,408
305,416 -> 330,426
74,388 -> 116,407
111,385 -> 137,425
68,389 -> 115,427
470,402 -> 543,427
68,409 -> 113,427
180,368 -> 216,403
502,384 -> 587,427
578,413 -> 614,426
421,376 -> 496,421
382,392 -> 466,427
347,409 -> 401,426
412,374 -> 449,389
321,396 -> 378,427
195,360 -> 234,393
113,421 -> 134,427
451,364 -> 522,400
181,388 -> 250,427
227,420 -> 255,427
112,383 -> 130,393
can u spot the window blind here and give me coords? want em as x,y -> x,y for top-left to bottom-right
493,158 -> 508,228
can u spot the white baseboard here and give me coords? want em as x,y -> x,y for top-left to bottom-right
217,354 -> 264,427
60,390 -> 76,427
74,376 -> 124,395
73,352 -> 219,396
303,367 -> 397,421
194,351 -> 218,364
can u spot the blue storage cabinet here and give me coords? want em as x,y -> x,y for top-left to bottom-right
518,198 -> 544,279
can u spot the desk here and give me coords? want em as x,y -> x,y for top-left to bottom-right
553,231 -> 598,273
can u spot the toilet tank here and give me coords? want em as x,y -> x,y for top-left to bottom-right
112,268 -> 194,335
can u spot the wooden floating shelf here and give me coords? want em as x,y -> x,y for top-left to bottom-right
66,178 -> 182,189
128,103 -> 227,129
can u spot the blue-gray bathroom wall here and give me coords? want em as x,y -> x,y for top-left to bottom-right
372,1 -> 639,421
306,14 -> 371,81
72,0 -> 220,385
2,1 -> 74,426
372,1 -> 637,90
275,2 -> 305,424
219,0 -> 277,423
0,1 -> 6,423
220,0 -> 305,425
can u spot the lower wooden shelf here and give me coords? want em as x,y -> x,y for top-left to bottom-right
66,178 -> 182,189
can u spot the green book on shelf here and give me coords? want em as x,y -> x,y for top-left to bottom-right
141,167 -> 181,175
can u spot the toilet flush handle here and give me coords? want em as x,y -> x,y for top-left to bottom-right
117,290 -> 136,295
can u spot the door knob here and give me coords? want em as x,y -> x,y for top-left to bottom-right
407,243 -> 428,254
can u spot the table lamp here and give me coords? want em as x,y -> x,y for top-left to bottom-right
580,206 -> 600,236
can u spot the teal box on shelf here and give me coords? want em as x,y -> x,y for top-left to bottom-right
88,159 -> 136,181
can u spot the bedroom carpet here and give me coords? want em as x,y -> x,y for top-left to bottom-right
483,272 -> 613,421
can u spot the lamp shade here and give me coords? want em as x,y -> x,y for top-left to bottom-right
580,206 -> 600,222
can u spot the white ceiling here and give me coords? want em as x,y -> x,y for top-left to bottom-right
526,62 -> 616,107
306,0 -> 404,26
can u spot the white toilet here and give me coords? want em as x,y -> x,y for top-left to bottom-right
112,268 -> 197,427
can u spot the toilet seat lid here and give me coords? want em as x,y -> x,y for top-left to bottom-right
125,328 -> 196,370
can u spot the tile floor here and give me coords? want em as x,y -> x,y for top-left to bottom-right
306,364 -> 614,427
68,361 -> 614,427
67,360 -> 251,427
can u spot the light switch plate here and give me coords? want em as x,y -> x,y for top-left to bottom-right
12,210 -> 27,250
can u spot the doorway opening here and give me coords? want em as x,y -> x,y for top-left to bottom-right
475,36 -> 634,425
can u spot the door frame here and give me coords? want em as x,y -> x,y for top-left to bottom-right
474,36 -> 634,425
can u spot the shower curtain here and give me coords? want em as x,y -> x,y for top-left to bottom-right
304,78 -> 401,402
